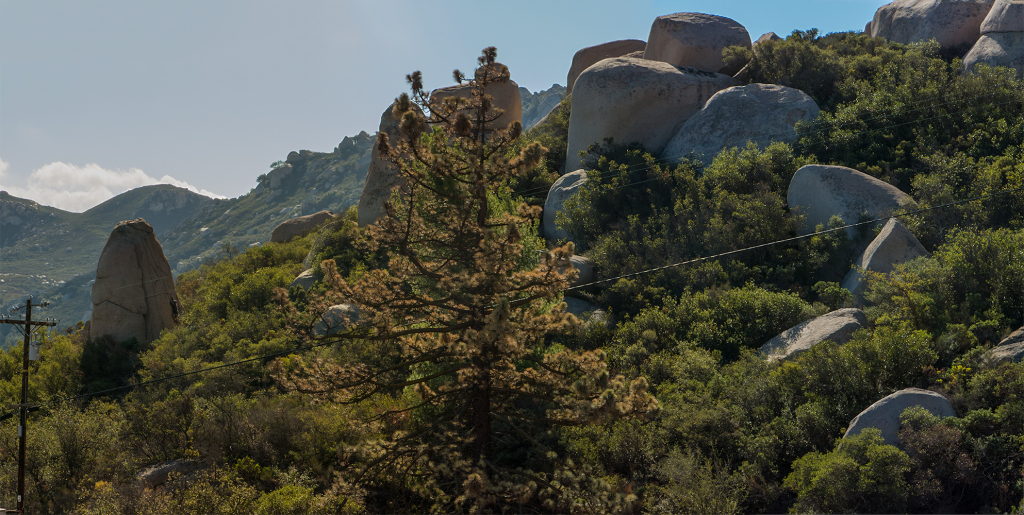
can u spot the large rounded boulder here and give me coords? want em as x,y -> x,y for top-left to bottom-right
845,388 -> 955,446
643,13 -> 751,74
986,327 -> 1024,363
566,39 -> 647,95
565,57 -> 739,172
787,165 -> 914,240
90,219 -> 179,345
964,0 -> 1024,76
358,101 -> 424,227
842,218 -> 929,298
429,62 -> 522,131
661,84 -> 820,165
870,0 -> 995,49
759,308 -> 867,361
543,169 -> 588,244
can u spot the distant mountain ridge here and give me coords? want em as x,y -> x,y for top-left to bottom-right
0,84 -> 562,338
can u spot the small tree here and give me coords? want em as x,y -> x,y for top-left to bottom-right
275,48 -> 657,512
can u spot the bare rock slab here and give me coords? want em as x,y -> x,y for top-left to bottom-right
845,388 -> 955,446
565,57 -> 739,172
661,84 -> 820,165
644,13 -> 751,74
760,308 -> 867,361
566,39 -> 647,95
91,219 -> 178,345
842,218 -> 929,298
271,210 -> 335,243
986,327 -> 1024,363
871,0 -> 995,49
543,169 -> 588,244
788,164 -> 913,240
358,101 -> 424,227
289,269 -> 318,291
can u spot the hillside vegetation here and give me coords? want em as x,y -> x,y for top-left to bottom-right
1,32 -> 1023,514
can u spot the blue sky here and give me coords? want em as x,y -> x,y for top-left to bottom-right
0,0 -> 887,211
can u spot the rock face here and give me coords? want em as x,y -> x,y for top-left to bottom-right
980,0 -> 1024,33
788,165 -> 914,240
661,84 -> 820,165
543,170 -> 588,243
270,210 -> 335,243
760,308 -> 867,361
90,219 -> 179,345
565,57 -> 740,172
870,0 -> 995,48
845,388 -> 955,446
429,63 -> 522,131
644,13 -> 751,74
964,1 -> 1024,77
566,39 -> 647,95
358,101 -> 424,227
963,33 -> 1024,76
842,219 -> 929,297
986,327 -> 1024,363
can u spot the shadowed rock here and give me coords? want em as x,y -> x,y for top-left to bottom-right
842,219 -> 929,298
760,308 -> 867,361
845,388 -> 955,446
788,165 -> 914,241
90,218 -> 178,345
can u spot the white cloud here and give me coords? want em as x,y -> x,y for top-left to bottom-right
0,161 -> 225,212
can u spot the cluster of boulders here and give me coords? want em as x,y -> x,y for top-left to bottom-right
868,0 -> 1023,77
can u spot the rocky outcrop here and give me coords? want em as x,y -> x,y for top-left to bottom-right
870,0 -> 995,49
980,0 -> 1024,33
787,165 -> 914,240
754,32 -> 782,45
644,13 -> 751,74
566,39 -> 647,95
270,210 -> 335,243
964,0 -> 1024,76
358,101 -> 424,227
137,459 -> 202,489
90,219 -> 179,345
986,327 -> 1024,363
521,84 -> 567,129
564,297 -> 607,325
543,170 -> 588,243
842,219 -> 929,297
429,62 -> 522,131
661,84 -> 820,165
289,269 -> 318,291
565,57 -> 740,172
845,388 -> 955,446
760,308 -> 867,361
313,304 -> 359,336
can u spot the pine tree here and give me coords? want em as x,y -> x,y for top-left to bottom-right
275,47 -> 657,512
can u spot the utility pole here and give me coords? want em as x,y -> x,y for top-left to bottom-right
0,297 -> 55,514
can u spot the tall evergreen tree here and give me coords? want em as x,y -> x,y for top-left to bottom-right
274,48 -> 657,512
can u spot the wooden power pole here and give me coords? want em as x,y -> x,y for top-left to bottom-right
0,297 -> 56,514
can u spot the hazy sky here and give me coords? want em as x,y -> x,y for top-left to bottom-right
0,0 -> 888,212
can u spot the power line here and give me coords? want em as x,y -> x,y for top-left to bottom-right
564,184 -> 1024,291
